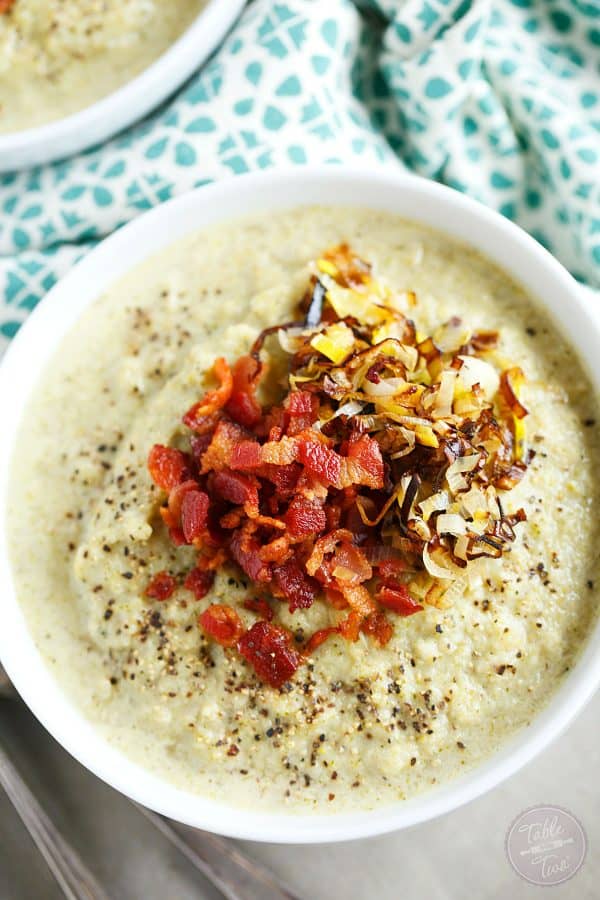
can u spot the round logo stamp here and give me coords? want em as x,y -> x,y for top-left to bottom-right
506,805 -> 587,886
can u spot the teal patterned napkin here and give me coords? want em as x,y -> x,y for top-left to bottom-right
1,0 -> 599,351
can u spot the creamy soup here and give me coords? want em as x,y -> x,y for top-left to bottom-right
7,207 -> 599,813
0,0 -> 207,133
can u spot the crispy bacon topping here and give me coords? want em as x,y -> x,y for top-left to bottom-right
361,611 -> 394,646
304,626 -> 339,654
211,469 -> 259,515
183,357 -> 232,427
145,571 -> 177,601
243,597 -> 274,620
184,567 -> 215,600
273,559 -> 319,612
148,445 -> 190,492
181,489 -> 210,543
147,244 -> 531,687
238,621 -> 302,688
377,585 -> 423,617
199,604 -> 243,647
226,355 -> 263,427
229,525 -> 272,583
284,496 -> 326,537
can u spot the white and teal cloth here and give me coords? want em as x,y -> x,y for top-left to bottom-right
1,0 -> 599,349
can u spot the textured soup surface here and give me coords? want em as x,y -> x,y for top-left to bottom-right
0,0 -> 206,133
8,208 -> 600,813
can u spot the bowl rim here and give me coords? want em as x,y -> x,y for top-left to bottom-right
0,166 -> 599,843
0,0 -> 246,171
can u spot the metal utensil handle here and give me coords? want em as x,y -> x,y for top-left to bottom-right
0,743 -> 111,900
136,804 -> 302,900
0,662 -> 14,699
0,662 -> 300,900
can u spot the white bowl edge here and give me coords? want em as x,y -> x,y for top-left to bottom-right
0,166 -> 599,843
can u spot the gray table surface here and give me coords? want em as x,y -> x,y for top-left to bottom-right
0,687 -> 597,900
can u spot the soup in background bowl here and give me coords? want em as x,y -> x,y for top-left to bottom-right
0,0 -> 208,133
0,0 -> 245,170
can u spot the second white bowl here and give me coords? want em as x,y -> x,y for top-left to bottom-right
0,0 -> 246,172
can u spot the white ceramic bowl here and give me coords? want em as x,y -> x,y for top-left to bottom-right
0,0 -> 245,172
0,168 -> 599,843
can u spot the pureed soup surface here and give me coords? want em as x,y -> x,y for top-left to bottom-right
8,207 -> 600,813
0,0 -> 206,133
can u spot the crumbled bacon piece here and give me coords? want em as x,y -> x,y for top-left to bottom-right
259,534 -> 292,564
159,508 -> 186,546
261,462 -> 301,494
196,547 -> 228,571
226,391 -> 262,429
167,479 -> 201,524
273,559 -> 319,612
305,529 -> 355,579
230,439 -> 262,470
189,433 -> 213,463
297,440 -> 341,486
284,496 -> 326,537
184,567 -> 215,600
0,0 -> 15,13
199,604 -> 243,647
243,597 -> 274,620
225,355 -> 263,427
181,490 -> 210,543
338,611 -> 362,642
229,526 -> 271,583
343,433 -> 384,489
377,559 -> 407,584
148,445 -> 190,492
260,435 -> 300,466
238,621 -> 301,688
339,583 -> 377,619
183,357 -> 233,427
145,571 -> 177,601
377,585 -> 423,616
330,541 -> 372,586
325,586 -> 348,609
285,390 -> 319,435
211,469 -> 259,515
360,612 -> 393,646
201,419 -> 249,473
304,626 -> 338,654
